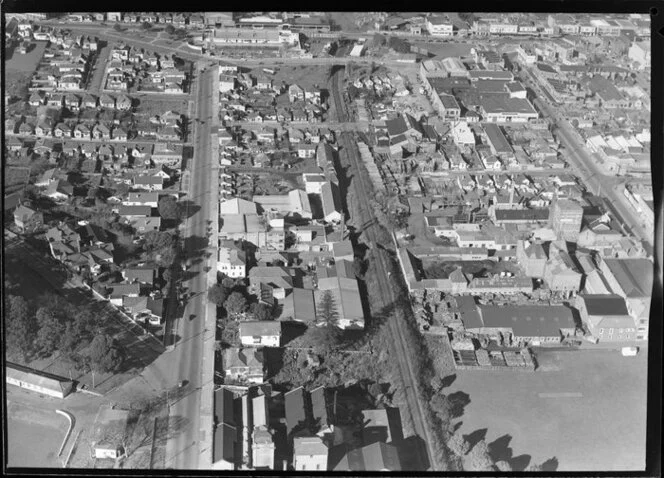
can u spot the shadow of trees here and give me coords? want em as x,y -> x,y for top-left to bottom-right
178,200 -> 201,219
488,434 -> 532,471
464,428 -> 488,450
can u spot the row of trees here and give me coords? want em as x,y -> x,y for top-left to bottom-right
6,294 -> 123,376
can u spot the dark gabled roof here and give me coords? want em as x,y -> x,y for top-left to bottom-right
602,258 -> 654,298
124,267 -> 155,284
214,388 -> 236,426
310,386 -> 329,431
285,386 -> 306,435
494,208 -> 549,222
455,296 -> 482,329
213,423 -> 237,465
579,294 -> 630,316
478,305 -> 576,337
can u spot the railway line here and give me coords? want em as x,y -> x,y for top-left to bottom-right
330,69 -> 440,471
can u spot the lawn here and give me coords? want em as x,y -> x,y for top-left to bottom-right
410,42 -> 473,59
269,65 -> 333,91
4,166 -> 31,194
134,97 -> 189,118
5,40 -> 46,72
443,348 -> 648,471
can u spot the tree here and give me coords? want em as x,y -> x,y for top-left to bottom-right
144,230 -> 174,252
113,23 -> 122,31
458,13 -> 477,24
304,325 -> 342,354
447,429 -> 470,457
142,22 -> 152,30
250,302 -> 273,321
155,247 -> 176,268
35,307 -> 65,356
372,33 -> 386,48
88,334 -> 123,374
465,439 -> 495,471
224,292 -> 247,318
158,196 -> 180,221
6,295 -> 36,360
208,284 -> 228,306
387,36 -> 411,54
165,24 -> 176,35
59,322 -> 79,358
73,310 -> 98,338
316,290 -> 339,328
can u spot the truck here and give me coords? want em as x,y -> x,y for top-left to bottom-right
621,346 -> 639,357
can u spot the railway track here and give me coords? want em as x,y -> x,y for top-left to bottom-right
331,70 -> 440,471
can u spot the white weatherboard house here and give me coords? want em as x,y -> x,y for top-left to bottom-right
239,321 -> 281,347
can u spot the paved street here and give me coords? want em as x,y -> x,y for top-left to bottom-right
163,63 -> 218,470
520,66 -> 653,249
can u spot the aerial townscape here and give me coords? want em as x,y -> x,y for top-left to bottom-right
4,10 -> 657,473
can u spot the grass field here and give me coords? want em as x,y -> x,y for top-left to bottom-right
411,42 -> 473,59
445,348 -> 648,471
4,166 -> 31,194
7,401 -> 66,468
266,65 -> 333,91
5,41 -> 46,72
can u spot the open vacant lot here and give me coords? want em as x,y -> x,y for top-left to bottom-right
7,401 -> 66,468
5,40 -> 46,72
446,348 -> 647,471
411,42 -> 473,59
266,65 -> 332,90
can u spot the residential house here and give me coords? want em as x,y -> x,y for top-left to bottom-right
238,321 -> 281,347
99,93 -> 116,109
64,93 -> 80,111
14,205 -> 44,231
331,442 -> 402,471
54,122 -> 72,138
133,175 -> 164,191
92,123 -> 112,140
293,436 -> 328,471
74,123 -> 91,139
29,91 -> 44,106
116,94 -> 132,111
124,191 -> 159,208
131,216 -> 161,233
108,282 -> 141,306
223,348 -> 265,384
44,179 -> 74,201
122,266 -> 156,286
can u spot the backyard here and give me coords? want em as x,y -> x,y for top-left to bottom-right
443,348 -> 648,471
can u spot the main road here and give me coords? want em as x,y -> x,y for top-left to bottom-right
164,62 -> 219,469
520,67 -> 653,248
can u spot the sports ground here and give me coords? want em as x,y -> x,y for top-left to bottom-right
448,348 -> 648,471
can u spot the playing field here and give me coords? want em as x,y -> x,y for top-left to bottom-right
446,348 -> 648,471
6,401 -> 66,468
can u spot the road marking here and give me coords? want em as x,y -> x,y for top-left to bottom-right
538,392 -> 583,398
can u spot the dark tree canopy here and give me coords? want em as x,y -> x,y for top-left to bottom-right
224,292 -> 247,317
35,307 -> 65,356
208,284 -> 228,306
158,196 -> 180,221
88,334 -> 123,374
251,302 -> 273,321
6,295 -> 36,360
